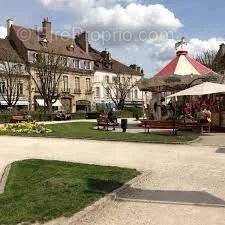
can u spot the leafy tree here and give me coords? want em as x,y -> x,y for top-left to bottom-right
0,50 -> 25,109
195,50 -> 217,70
103,73 -> 136,110
28,51 -> 67,113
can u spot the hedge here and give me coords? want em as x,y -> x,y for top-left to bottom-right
0,112 -> 87,123
0,110 -> 138,124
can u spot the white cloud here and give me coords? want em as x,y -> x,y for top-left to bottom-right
83,3 -> 182,45
188,38 -> 224,56
39,0 -> 138,11
144,37 -> 225,76
0,26 -> 6,38
38,0 -> 223,75
39,0 -> 182,46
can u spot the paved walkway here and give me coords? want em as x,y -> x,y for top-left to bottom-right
192,133 -> 225,146
0,136 -> 225,225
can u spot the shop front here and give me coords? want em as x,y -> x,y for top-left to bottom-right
76,100 -> 91,112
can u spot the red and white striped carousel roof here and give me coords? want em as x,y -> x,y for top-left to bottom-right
155,50 -> 213,78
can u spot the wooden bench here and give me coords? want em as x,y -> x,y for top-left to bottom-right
177,122 -> 211,133
11,115 -> 28,123
97,117 -> 119,131
141,120 -> 211,134
141,120 -> 178,135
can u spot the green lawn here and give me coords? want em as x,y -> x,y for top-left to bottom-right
0,159 -> 138,225
44,122 -> 198,143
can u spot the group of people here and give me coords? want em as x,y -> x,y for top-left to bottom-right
99,110 -> 118,123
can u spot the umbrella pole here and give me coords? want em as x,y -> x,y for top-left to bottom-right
173,99 -> 177,135
219,95 -> 222,127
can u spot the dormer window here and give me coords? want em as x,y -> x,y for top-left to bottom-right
40,38 -> 48,48
67,44 -> 75,51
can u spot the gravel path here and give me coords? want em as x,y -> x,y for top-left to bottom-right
0,136 -> 225,225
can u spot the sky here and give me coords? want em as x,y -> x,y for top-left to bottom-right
0,0 -> 225,77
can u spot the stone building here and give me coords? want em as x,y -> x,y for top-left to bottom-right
6,18 -> 94,112
0,18 -> 147,112
90,47 -> 147,109
0,38 -> 30,110
213,43 -> 225,75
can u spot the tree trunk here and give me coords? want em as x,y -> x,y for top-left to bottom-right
48,102 -> 53,121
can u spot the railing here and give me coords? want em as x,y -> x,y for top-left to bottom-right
61,88 -> 70,94
85,89 -> 92,95
74,89 -> 81,94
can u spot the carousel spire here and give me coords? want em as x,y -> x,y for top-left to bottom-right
155,37 -> 213,78
175,37 -> 188,56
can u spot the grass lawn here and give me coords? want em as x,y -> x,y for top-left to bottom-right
43,122 -> 199,143
0,159 -> 138,225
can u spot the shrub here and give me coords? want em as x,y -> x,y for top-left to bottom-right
114,110 -> 133,118
0,122 -> 52,134
71,112 -> 86,120
0,114 -> 12,123
86,112 -> 101,119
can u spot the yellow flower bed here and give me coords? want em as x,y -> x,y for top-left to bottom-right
0,122 -> 52,134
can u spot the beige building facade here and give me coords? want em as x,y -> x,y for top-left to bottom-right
0,18 -> 148,113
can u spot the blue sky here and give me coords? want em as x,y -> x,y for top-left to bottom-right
0,0 -> 224,75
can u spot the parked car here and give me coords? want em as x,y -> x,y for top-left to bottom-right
55,111 -> 72,121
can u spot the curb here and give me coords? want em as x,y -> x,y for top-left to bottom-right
0,164 -> 11,194
1,134 -> 200,145
186,137 -> 202,144
37,171 -> 150,225
116,198 -> 225,208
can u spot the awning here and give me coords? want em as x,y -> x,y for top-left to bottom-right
0,100 -> 29,106
167,82 -> 225,98
36,99 -> 62,107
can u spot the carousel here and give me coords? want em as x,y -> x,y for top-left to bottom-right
139,37 -> 225,132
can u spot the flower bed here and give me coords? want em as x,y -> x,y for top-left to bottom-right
0,122 -> 52,134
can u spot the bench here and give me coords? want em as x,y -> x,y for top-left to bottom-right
141,120 -> 211,134
177,122 -> 211,133
11,115 -> 28,123
97,117 -> 119,131
141,120 -> 178,135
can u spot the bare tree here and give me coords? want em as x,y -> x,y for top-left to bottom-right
195,50 -> 217,70
103,73 -> 136,110
28,51 -> 67,113
0,50 -> 24,109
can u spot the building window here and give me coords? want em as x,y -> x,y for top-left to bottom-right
127,90 -> 131,99
63,76 -> 69,91
105,75 -> 110,83
127,77 -> 131,85
17,82 -> 23,95
85,61 -> 91,70
113,76 -> 119,83
134,90 -> 138,99
60,57 -> 67,66
86,78 -> 91,91
105,89 -> 110,99
0,82 -> 5,94
95,87 -> 100,98
80,60 -> 85,69
75,77 -> 80,92
74,59 -> 79,69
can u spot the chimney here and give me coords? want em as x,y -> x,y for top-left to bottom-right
130,64 -> 137,70
42,17 -> 52,40
6,18 -> 13,37
75,32 -> 89,54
